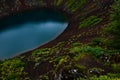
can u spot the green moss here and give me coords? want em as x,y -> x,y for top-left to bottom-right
1,58 -> 26,80
79,73 -> 120,80
64,0 -> 75,9
54,0 -> 63,6
71,0 -> 88,12
91,38 -> 103,46
32,48 -> 50,56
40,75 -> 49,80
64,0 -> 88,13
89,75 -> 120,80
72,42 -> 82,47
73,53 -> 87,61
55,56 -> 69,70
111,63 -> 120,73
70,46 -> 81,53
70,44 -> 105,58
79,16 -> 102,29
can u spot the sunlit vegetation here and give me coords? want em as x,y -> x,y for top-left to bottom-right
0,58 -> 27,80
86,73 -> 120,80
1,41 -> 120,79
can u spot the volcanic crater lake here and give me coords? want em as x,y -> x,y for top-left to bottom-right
0,9 -> 68,60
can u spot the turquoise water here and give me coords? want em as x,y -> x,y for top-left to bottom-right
0,9 -> 68,60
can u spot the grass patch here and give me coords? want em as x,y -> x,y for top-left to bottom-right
0,58 -> 26,80
79,16 -> 102,29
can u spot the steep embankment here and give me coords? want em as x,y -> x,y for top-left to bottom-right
1,0 -> 117,80
0,0 -> 109,48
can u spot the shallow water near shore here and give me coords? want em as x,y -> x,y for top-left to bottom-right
0,9 -> 68,60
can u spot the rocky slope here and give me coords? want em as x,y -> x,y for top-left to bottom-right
1,0 -> 119,80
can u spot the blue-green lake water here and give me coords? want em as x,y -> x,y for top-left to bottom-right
0,9 -> 68,60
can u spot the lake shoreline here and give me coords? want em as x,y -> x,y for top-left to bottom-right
0,0 -> 109,59
0,8 -> 69,60
0,1 -> 78,59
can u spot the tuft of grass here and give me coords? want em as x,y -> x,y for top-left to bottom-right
79,16 -> 102,29
0,58 -> 26,80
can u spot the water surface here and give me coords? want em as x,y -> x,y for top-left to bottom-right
0,9 -> 68,60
